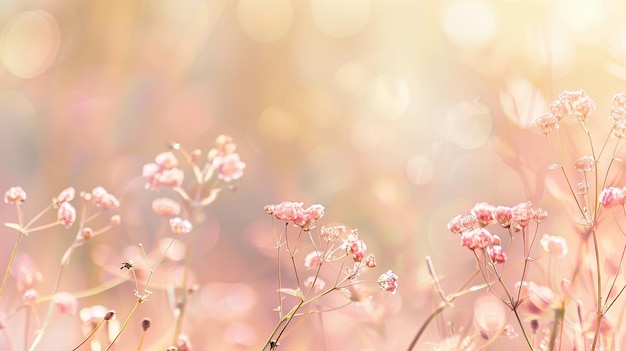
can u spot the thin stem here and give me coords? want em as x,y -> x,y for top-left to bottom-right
72,318 -> 105,351
0,231 -> 23,299
106,301 -> 140,350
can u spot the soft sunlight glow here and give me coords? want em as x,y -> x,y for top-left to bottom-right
238,0 -> 293,42
441,0 -> 499,47
311,0 -> 370,38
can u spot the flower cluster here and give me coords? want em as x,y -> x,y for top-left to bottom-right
264,201 -> 325,231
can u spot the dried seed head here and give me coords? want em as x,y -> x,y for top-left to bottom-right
141,318 -> 151,331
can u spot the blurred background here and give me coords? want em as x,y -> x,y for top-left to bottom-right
1,0 -> 626,350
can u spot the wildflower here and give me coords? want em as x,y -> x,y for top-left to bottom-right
212,153 -> 246,182
91,186 -> 120,209
511,201 -> 533,228
540,234 -> 568,257
293,204 -> 325,230
574,156 -> 595,173
470,202 -> 496,226
535,113 -> 559,134
342,230 -> 367,262
57,202 -> 76,228
54,187 -> 75,205
177,333 -> 193,351
152,197 -> 181,216
460,228 -> 493,250
488,245 -> 507,264
447,213 -> 477,234
556,89 -> 596,121
365,253 -> 376,268
4,186 -> 26,204
320,225 -> 344,242
143,152 -> 185,190
22,288 -> 39,303
550,99 -> 568,120
271,201 -> 304,222
532,207 -> 547,223
378,270 -> 398,295
169,217 -> 193,235
53,292 -> 78,316
610,92 -> 626,122
495,206 -> 512,228
577,181 -> 589,195
599,186 -> 626,208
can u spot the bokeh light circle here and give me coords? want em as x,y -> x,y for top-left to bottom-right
311,0 -> 370,38
406,155 -> 434,185
441,0 -> 499,47
1,10 -> 60,78
237,0 -> 293,42
443,100 -> 492,150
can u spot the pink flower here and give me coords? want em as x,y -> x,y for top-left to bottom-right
170,217 -> 193,235
488,245 -> 507,264
378,270 -> 398,295
54,187 -> 75,205
495,206 -> 512,228
143,152 -> 185,190
511,201 -> 533,228
574,156 -> 595,173
599,187 -> 626,208
293,204 -> 325,230
460,228 -> 493,250
4,186 -> 26,204
53,292 -> 78,316
271,201 -> 304,222
91,186 -> 120,209
556,89 -> 596,121
320,225 -> 344,242
212,153 -> 246,182
532,207 -> 548,223
540,234 -> 568,257
152,197 -> 181,216
342,230 -> 367,262
535,113 -> 559,135
57,202 -> 76,228
471,202 -> 496,227
365,253 -> 376,268
22,288 -> 39,303
610,93 -> 626,122
447,213 -> 477,234
550,99 -> 568,120
177,333 -> 193,351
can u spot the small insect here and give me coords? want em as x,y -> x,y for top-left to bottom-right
120,260 -> 135,270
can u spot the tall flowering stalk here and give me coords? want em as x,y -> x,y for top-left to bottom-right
262,201 -> 398,350
141,135 -> 246,347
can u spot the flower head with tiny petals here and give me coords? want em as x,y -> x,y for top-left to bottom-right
378,270 -> 398,295
170,217 -> 193,235
57,202 -> 76,228
4,186 -> 26,204
535,113 -> 559,135
212,153 -> 246,182
599,187 -> 626,208
143,152 -> 185,190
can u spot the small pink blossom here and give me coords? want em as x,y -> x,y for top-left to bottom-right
471,202 -> 496,227
54,187 -> 75,205
91,186 -> 120,209
320,225 -> 344,242
170,217 -> 193,235
532,207 -> 548,223
294,204 -> 325,230
57,202 -> 76,228
511,201 -> 533,228
599,187 -> 626,208
378,270 -> 398,295
535,113 -> 559,135
365,253 -> 376,268
611,93 -> 626,122
212,153 -> 246,182
342,230 -> 367,262
177,333 -> 193,351
488,245 -> 507,264
550,99 -> 568,120
577,181 -> 589,195
22,288 -> 39,303
143,152 -> 185,190
53,292 -> 78,316
495,206 -> 512,228
447,213 -> 477,234
4,186 -> 26,204
540,234 -> 568,257
460,228 -> 493,250
556,89 -> 596,121
574,156 -> 595,173
152,197 -> 181,216
271,201 -> 304,222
